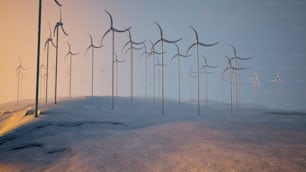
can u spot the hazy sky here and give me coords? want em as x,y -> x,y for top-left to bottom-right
1,0 -> 306,110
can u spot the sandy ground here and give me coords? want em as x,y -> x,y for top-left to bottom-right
0,96 -> 305,172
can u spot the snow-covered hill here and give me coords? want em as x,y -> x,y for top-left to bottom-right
0,96 -> 305,171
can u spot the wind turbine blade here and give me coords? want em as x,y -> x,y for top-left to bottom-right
71,52 -> 80,56
85,46 -> 91,56
225,56 -> 231,66
61,26 -> 69,36
170,54 -> 178,63
199,41 -> 219,47
228,43 -> 237,56
116,59 -> 125,63
207,65 -> 218,68
139,51 -> 148,59
101,29 -> 111,44
222,67 -> 230,81
236,56 -> 253,60
202,55 -> 208,64
67,42 -> 71,52
44,41 -> 49,51
163,38 -> 182,44
153,50 -> 163,55
105,10 -> 113,27
88,33 -> 94,44
186,42 -> 196,55
237,67 -> 247,70
92,44 -> 102,49
154,21 -> 163,37
178,53 -> 191,58
54,0 -> 62,7
149,40 -> 154,47
114,27 -> 131,33
174,43 -> 180,53
131,45 -> 144,50
65,52 -> 70,58
48,22 -> 52,38
143,43 -> 148,53
132,41 -> 145,45
51,39 -> 56,48
122,41 -> 130,53
152,40 -> 161,51
189,26 -> 199,41
124,47 -> 131,56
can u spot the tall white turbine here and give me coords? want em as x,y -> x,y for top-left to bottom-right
186,26 -> 218,115
101,10 -> 131,109
65,42 -> 79,98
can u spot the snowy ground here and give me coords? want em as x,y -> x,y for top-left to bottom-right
0,96 -> 305,172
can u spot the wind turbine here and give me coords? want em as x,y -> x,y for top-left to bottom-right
65,42 -> 79,98
250,71 -> 260,96
44,23 -> 56,104
139,41 -> 161,98
35,0 -> 62,117
200,56 -> 217,107
152,22 -> 182,114
139,43 -> 150,98
186,26 -> 219,115
16,59 -> 26,104
147,41 -> 163,100
85,34 -> 102,97
272,72 -> 283,110
114,52 -> 125,96
101,10 -> 131,109
53,6 -> 69,104
228,43 -> 252,110
170,43 -> 190,104
222,56 -> 245,113
122,29 -> 145,102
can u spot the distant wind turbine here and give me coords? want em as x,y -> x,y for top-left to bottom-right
85,34 -> 102,97
170,43 -> 190,104
152,22 -> 182,114
101,10 -> 131,109
114,52 -> 125,96
44,23 -> 56,104
228,43 -> 252,110
65,42 -> 79,98
272,72 -> 283,84
186,26 -> 219,115
272,72 -> 283,110
148,41 -> 163,100
16,59 -> 26,104
35,0 -> 63,117
222,56 -> 245,113
122,29 -> 145,102
139,43 -> 150,98
139,42 -> 161,98
200,56 -> 217,107
250,71 -> 260,96
53,7 -> 69,104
